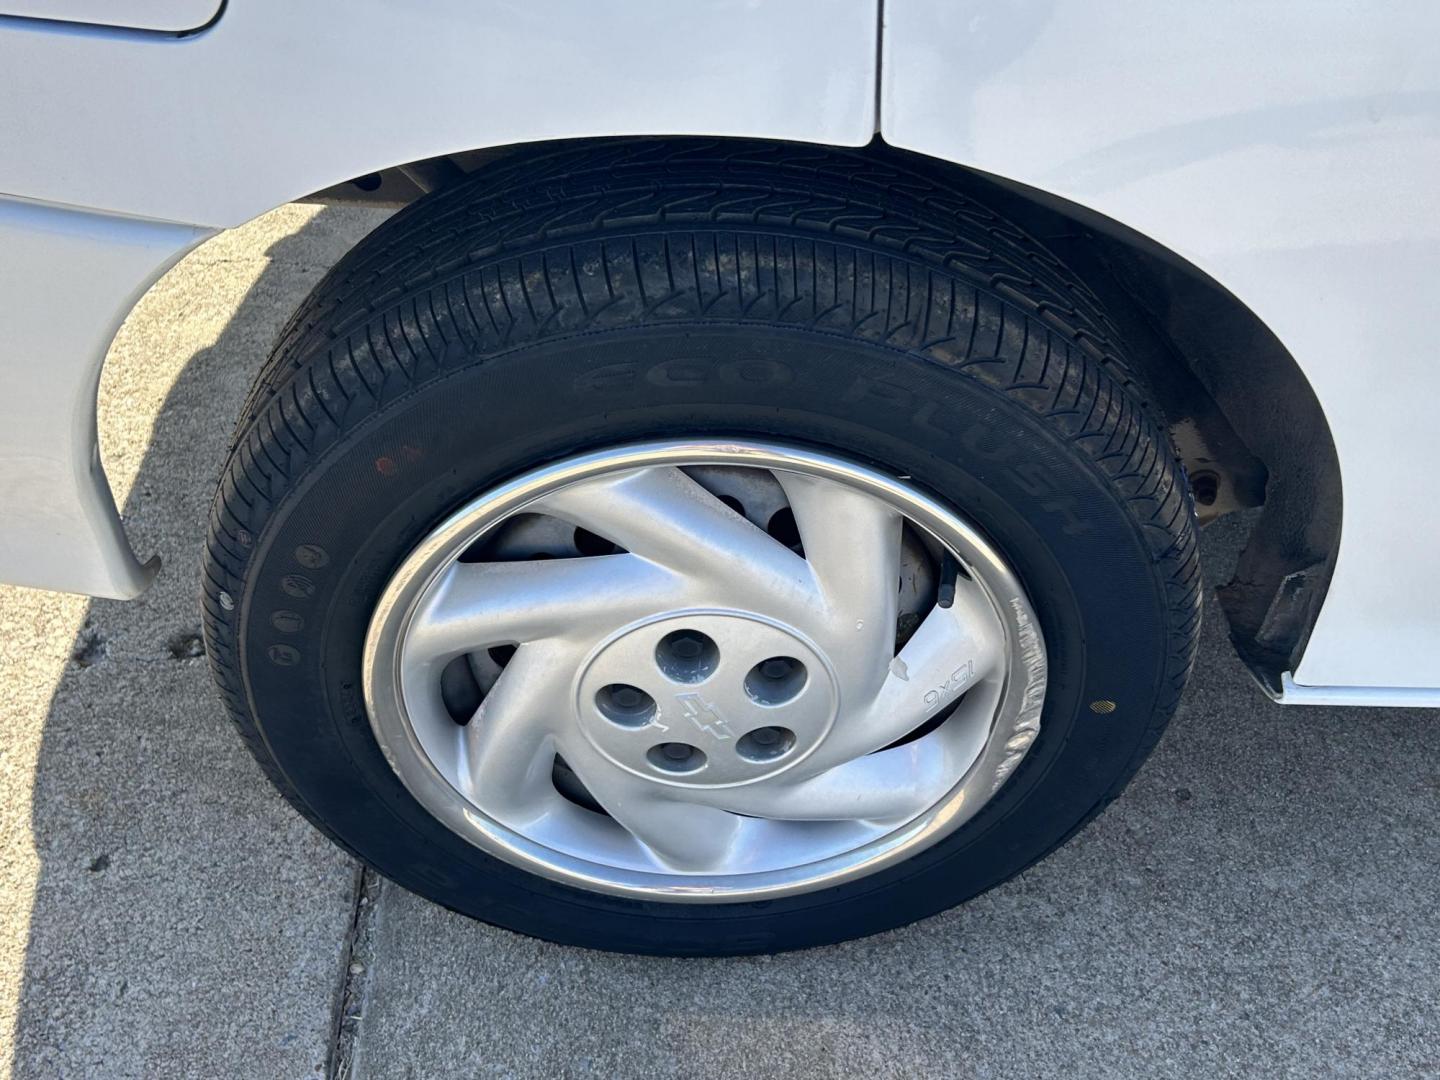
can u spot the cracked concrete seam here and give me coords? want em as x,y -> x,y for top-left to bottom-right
326,868 -> 382,1080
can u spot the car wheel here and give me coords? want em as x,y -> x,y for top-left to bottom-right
203,140 -> 1201,955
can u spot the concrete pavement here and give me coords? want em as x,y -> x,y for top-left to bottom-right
1,206 -> 1436,1079
0,206 -> 379,1078
349,525 -> 1440,1079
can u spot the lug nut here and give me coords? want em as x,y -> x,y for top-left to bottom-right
671,635 -> 704,659
655,629 -> 719,683
595,684 -> 656,728
744,656 -> 807,705
647,742 -> 707,774
736,726 -> 797,762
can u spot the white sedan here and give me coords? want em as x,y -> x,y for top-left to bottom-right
0,1 -> 1435,955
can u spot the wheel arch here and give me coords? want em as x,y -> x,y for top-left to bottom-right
921,161 -> 1342,689
298,136 -> 1342,686
14,133 -> 1340,690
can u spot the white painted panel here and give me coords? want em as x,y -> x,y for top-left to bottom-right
0,1 -> 221,33
882,0 -> 1440,691
1277,674 -> 1440,709
0,1 -> 877,600
0,196 -> 210,598
0,0 -> 879,227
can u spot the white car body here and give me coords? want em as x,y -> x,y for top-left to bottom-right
1,0 -> 1436,706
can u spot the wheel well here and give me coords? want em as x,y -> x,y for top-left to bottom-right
944,164 -> 1342,685
302,135 -> 1341,683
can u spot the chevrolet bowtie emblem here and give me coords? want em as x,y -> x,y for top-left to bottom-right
675,692 -> 734,740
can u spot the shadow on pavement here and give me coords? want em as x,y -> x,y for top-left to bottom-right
9,208 -> 383,1078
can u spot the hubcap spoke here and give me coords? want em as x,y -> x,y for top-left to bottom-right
404,553 -> 680,670
795,580 -> 1006,775
557,735 -> 743,871
455,642 -> 575,822
533,466 -> 817,616
697,743 -> 954,822
776,471 -> 903,703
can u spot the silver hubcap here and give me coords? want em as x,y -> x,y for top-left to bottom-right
363,441 -> 1046,901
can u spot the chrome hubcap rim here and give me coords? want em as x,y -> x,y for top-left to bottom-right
363,440 -> 1047,901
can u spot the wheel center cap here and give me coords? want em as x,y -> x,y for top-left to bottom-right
574,611 -> 839,787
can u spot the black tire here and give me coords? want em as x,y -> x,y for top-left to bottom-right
203,138 -> 1201,956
